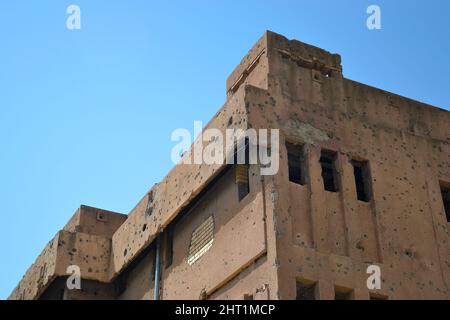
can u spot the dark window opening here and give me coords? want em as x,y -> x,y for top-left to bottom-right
320,150 -> 338,192
334,286 -> 353,300
440,183 -> 450,222
234,138 -> 250,201
243,293 -> 254,300
352,160 -> 372,202
286,142 -> 306,185
296,281 -> 317,300
165,225 -> 174,268
145,191 -> 155,217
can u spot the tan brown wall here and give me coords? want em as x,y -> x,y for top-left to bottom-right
63,206 -> 127,238
55,231 -> 112,283
9,230 -> 114,300
242,33 -> 450,299
226,33 -> 269,97
161,166 -> 270,299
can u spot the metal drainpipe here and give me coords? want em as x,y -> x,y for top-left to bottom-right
153,234 -> 161,300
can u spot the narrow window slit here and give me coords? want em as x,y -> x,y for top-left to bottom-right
320,150 -> 338,192
286,142 -> 306,185
296,280 -> 318,300
352,160 -> 372,202
165,225 -> 174,268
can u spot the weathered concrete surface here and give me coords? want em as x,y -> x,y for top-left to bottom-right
9,206 -> 126,300
9,31 -> 450,300
251,31 -> 450,299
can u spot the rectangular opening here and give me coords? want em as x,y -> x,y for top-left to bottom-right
369,292 -> 388,300
115,274 -> 127,296
440,182 -> 450,222
236,164 -> 250,201
334,286 -> 354,300
296,280 -> 318,300
286,142 -> 306,185
165,225 -> 174,268
320,150 -> 338,192
352,160 -> 372,202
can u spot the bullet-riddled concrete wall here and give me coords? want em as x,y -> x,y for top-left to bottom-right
243,31 -> 449,299
161,166 -> 268,299
9,31 -> 449,300
9,207 -> 126,300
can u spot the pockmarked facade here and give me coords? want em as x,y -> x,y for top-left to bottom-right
9,31 -> 450,300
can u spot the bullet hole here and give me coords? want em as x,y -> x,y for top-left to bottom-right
142,224 -> 147,232
404,249 -> 414,258
123,249 -> 128,257
96,212 -> 107,222
228,116 -> 233,127
356,241 -> 365,251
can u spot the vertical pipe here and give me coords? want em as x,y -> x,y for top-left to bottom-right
153,234 -> 161,300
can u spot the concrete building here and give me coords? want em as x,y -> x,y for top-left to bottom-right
9,31 -> 450,300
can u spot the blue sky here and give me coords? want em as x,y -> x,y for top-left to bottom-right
0,1 -> 448,299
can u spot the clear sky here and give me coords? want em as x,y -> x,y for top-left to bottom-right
0,0 -> 448,299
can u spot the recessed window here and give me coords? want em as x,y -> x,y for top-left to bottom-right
440,183 -> 450,222
352,160 -> 372,202
296,280 -> 318,300
320,150 -> 338,192
286,142 -> 306,185
188,216 -> 214,265
334,286 -> 353,300
236,164 -> 250,201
